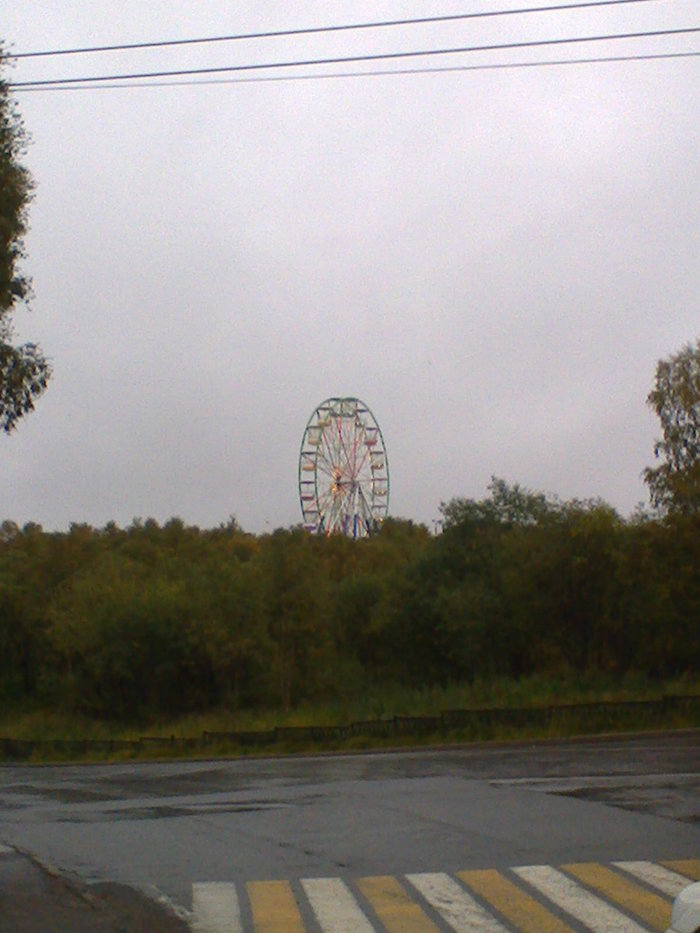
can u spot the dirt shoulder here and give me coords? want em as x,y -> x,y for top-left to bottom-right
0,847 -> 188,933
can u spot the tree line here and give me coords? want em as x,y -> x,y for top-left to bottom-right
1,480 -> 697,722
1,58 -> 699,724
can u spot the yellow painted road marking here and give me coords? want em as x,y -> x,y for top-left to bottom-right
191,859 -> 695,931
563,863 -> 671,932
246,880 -> 304,933
662,859 -> 700,881
514,864 -> 649,933
358,875 -> 440,933
614,861 -> 693,898
406,872 -> 509,932
458,868 -> 577,933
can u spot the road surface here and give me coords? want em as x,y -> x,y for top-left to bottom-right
1,731 -> 698,930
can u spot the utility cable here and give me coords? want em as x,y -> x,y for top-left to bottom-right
7,0 -> 665,60
12,49 -> 699,92
8,25 -> 700,89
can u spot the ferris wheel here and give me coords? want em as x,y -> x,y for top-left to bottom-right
299,397 -> 389,538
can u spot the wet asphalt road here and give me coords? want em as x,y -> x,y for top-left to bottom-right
0,732 -> 698,919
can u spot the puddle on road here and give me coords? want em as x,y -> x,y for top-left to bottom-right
53,798 -> 306,823
1,784 -> 119,804
551,783 -> 700,824
490,772 -> 700,824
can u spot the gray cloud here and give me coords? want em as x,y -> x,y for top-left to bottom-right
3,1 -> 699,531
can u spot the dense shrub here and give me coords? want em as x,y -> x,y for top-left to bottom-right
1,486 -> 697,720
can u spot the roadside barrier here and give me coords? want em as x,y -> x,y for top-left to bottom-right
1,694 -> 697,761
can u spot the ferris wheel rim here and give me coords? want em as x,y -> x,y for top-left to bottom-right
297,396 -> 389,538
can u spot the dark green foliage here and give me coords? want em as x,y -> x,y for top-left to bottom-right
0,484 -> 698,721
259,528 -> 332,710
644,339 -> 700,514
0,53 -> 50,431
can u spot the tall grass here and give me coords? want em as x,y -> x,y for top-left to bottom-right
1,672 -> 697,750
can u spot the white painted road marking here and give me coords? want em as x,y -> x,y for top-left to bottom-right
406,871 -> 509,932
301,877 -> 375,932
513,864 -> 649,933
188,860 -> 684,931
191,881 -> 242,933
614,860 -> 692,898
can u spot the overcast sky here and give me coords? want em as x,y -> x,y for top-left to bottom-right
3,1 -> 699,533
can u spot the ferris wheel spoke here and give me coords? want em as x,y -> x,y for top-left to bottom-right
354,443 -> 371,477
352,422 -> 366,469
347,434 -> 362,481
317,498 -> 336,524
318,485 -> 345,521
346,486 -> 368,538
315,459 -> 336,481
316,444 -> 341,476
317,487 -> 336,515
338,424 -> 359,477
355,482 -> 372,515
324,496 -> 344,533
352,422 -> 376,480
319,437 -> 343,474
356,483 -> 377,528
317,435 -> 336,463
320,428 -> 355,483
330,420 -> 350,468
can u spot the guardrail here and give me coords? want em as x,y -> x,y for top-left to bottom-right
1,694 -> 697,761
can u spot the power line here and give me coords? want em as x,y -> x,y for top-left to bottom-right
7,0 -> 664,60
8,25 -> 700,89
12,50 -> 699,93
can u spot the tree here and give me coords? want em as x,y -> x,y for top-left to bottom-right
260,529 -> 332,710
0,52 -> 50,432
643,339 -> 700,514
440,477 -> 553,529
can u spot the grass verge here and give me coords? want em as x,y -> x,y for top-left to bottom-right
1,672 -> 698,763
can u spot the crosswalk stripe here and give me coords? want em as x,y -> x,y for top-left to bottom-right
662,859 -> 700,881
563,862 -> 672,931
301,877 -> 375,932
614,861 -> 693,898
247,880 -> 304,933
513,864 -> 649,933
358,874 -> 441,932
458,868 -> 577,933
192,882 -> 243,933
189,860 -> 694,932
406,872 -> 509,932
